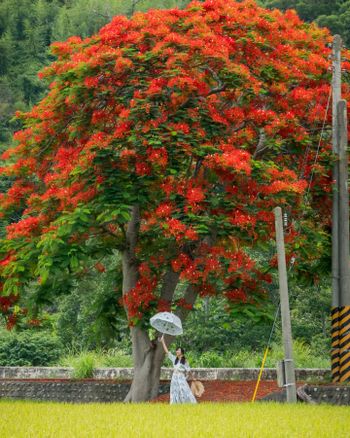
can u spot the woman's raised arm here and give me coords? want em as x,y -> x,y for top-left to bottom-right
159,334 -> 169,354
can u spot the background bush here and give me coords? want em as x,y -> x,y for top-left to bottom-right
56,341 -> 329,370
0,329 -> 62,366
183,341 -> 329,369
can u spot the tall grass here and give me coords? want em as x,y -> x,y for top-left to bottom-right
187,341 -> 330,369
58,348 -> 133,377
0,401 -> 348,437
69,352 -> 96,379
57,341 -> 329,376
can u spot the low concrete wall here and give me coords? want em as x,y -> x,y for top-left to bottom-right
0,380 -> 170,403
0,366 -> 331,381
262,384 -> 350,406
305,385 -> 350,405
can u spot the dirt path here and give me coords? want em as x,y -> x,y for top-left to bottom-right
152,380 -> 280,403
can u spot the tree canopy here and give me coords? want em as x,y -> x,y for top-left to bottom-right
1,0 -> 349,333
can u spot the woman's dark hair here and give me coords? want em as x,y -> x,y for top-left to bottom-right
175,347 -> 186,365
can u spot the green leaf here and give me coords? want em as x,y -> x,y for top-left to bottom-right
70,256 -> 79,270
119,211 -> 131,221
40,270 -> 49,285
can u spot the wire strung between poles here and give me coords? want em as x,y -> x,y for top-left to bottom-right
305,85 -> 332,200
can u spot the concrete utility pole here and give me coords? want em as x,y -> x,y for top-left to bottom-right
331,35 -> 342,382
332,34 -> 342,309
338,100 -> 350,305
274,207 -> 297,402
337,99 -> 350,382
331,36 -> 350,383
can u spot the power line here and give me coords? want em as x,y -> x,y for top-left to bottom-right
305,86 -> 332,200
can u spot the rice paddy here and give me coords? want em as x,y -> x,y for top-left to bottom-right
0,400 -> 349,437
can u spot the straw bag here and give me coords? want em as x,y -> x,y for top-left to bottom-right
190,380 -> 205,398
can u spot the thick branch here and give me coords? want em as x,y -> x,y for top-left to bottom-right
253,129 -> 267,159
194,158 -> 203,177
178,66 -> 226,111
160,269 -> 180,302
126,205 -> 140,256
176,284 -> 198,322
122,205 -> 140,297
130,326 -> 152,367
205,65 -> 226,96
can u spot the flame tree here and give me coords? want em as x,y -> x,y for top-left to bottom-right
0,0 -> 349,401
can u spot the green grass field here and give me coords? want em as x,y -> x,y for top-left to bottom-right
0,401 -> 349,438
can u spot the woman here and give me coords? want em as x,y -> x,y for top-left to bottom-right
160,334 -> 197,404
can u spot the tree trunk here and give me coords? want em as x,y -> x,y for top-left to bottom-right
123,286 -> 198,402
124,327 -> 166,402
122,269 -> 180,402
122,205 -> 168,402
121,206 -> 199,402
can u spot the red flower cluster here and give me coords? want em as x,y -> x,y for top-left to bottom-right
123,277 -> 158,322
175,298 -> 193,311
6,215 -> 47,239
95,262 -> 106,273
229,210 -> 257,229
0,253 -> 15,267
225,288 -> 248,303
186,186 -> 205,205
198,283 -> 216,297
163,218 -> 199,242
0,294 -> 19,313
6,313 -> 17,330
27,318 -> 42,327
155,203 -> 173,218
156,299 -> 171,313
171,253 -> 192,273
228,252 -> 255,273
147,147 -> 168,167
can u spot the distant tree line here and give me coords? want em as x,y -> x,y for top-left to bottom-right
261,1 -> 350,47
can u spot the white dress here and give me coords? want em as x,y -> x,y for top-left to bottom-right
167,352 -> 197,404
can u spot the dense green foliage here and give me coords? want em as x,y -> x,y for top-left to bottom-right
0,277 -> 331,367
55,254 -> 128,350
182,286 -> 330,356
0,328 -> 62,366
57,340 -> 329,373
